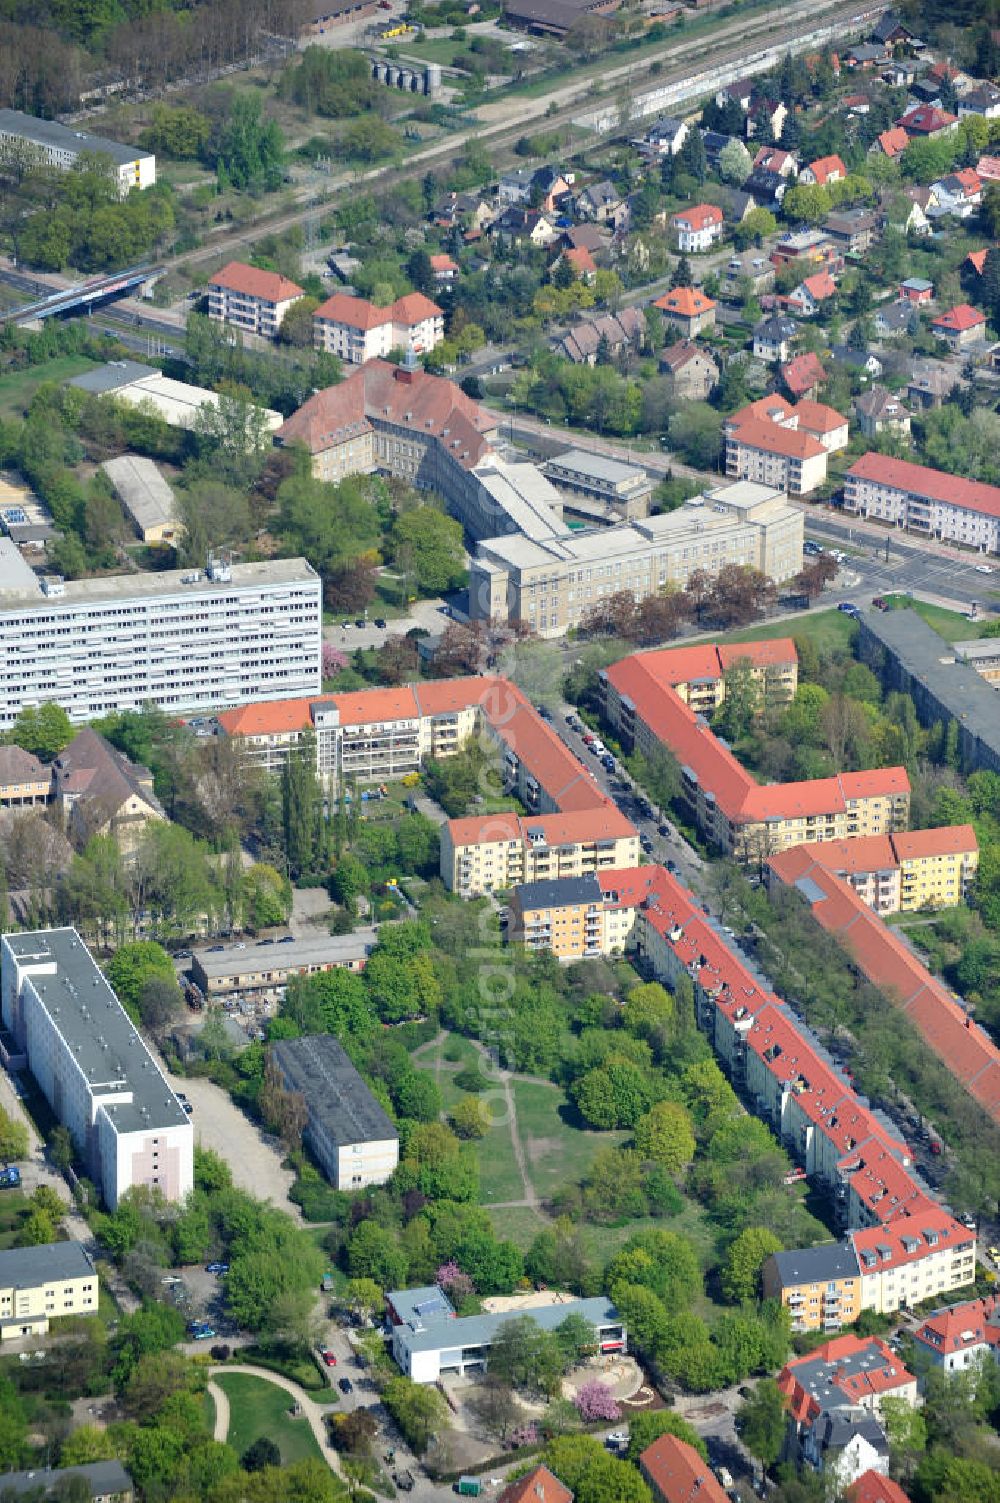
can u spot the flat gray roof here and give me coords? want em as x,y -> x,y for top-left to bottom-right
0,538 -> 39,596
0,555 -> 318,611
101,456 -> 177,535
270,1034 -> 398,1150
0,1462 -> 132,1499
391,1292 -> 621,1356
4,929 -> 188,1134
0,109 -> 153,168
860,610 -> 1000,761
545,448 -> 649,487
69,361 -> 157,395
192,929 -> 378,981
0,1239 -> 95,1290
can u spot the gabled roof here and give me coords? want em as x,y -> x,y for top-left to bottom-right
209,260 -> 304,303
876,126 -> 909,156
660,338 -> 718,374
639,1435 -> 728,1503
913,1296 -> 1000,1357
314,291 -> 442,329
728,414 -> 827,460
781,351 -> 826,395
806,154 -> 847,183
53,728 -> 162,828
672,203 -> 725,232
847,1472 -> 912,1503
754,145 -> 796,171
498,1466 -> 572,1503
847,451 -> 1000,520
897,105 -> 957,133
0,745 -> 48,784
797,270 -> 837,301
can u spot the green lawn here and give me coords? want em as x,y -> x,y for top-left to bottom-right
478,1112 -> 527,1206
513,1079 -> 628,1203
0,1192 -> 29,1250
718,607 -> 857,655
892,598 -> 992,643
212,1373 -> 325,1465
0,356 -> 97,421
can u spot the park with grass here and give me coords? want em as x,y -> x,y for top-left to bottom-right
210,1372 -> 326,1466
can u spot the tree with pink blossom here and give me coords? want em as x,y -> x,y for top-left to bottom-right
322,643 -> 349,678
435,1261 -> 474,1302
572,1380 -> 621,1423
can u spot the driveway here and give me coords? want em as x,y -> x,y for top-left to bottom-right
325,596 -> 450,652
163,1070 -> 301,1217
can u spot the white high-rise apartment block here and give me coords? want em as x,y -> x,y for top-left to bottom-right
1,929 -> 193,1210
0,555 -> 322,728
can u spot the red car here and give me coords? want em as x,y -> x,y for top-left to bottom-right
321,1349 -> 337,1367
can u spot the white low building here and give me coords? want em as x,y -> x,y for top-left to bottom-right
386,1287 -> 626,1382
0,109 -> 155,196
0,929 -> 193,1211
270,1035 -> 398,1191
0,1241 -> 99,1341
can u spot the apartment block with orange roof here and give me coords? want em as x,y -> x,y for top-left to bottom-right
442,806 -> 640,895
790,825 -> 978,914
653,285 -> 717,336
912,1294 -> 1000,1373
600,645 -> 910,862
639,1434 -> 729,1503
312,291 -> 444,363
208,261 -> 305,339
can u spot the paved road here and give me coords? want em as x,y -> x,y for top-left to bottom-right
325,595 -> 450,652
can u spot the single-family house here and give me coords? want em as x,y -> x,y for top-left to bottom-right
561,223 -> 609,255
959,82 -> 1000,119
932,303 -> 987,350
658,339 -> 719,400
554,245 -> 597,281
671,203 -> 725,253
719,188 -> 755,224
430,254 -> 459,285
912,1295 -> 1000,1374
931,168 -> 983,216
781,350 -> 825,399
702,130 -> 742,172
897,105 -> 958,136
753,314 -> 800,362
576,179 -> 626,226
906,361 -> 957,408
724,248 -> 775,296
899,276 -> 933,303
847,1474 -> 912,1503
977,153 -> 1000,182
493,206 -> 559,245
717,77 -> 755,111
753,144 -> 798,177
874,300 -> 916,338
829,345 -> 883,379
846,43 -> 890,69
787,270 -> 838,317
748,96 -> 787,141
636,115 -> 689,158
556,308 -> 645,365
801,154 -> 847,186
873,126 -> 909,157
895,189 -> 933,235
824,208 -> 881,256
853,385 -> 912,439
871,11 -> 913,47
653,286 -> 717,336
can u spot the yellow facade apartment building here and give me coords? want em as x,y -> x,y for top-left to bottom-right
0,1242 -> 99,1342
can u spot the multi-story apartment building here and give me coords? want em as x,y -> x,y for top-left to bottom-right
844,453 -> 1000,554
0,929 -> 193,1210
0,555 -> 322,728
526,861 -> 978,1332
768,845 -> 1000,1126
207,261 -> 305,338
601,644 -> 910,862
0,108 -> 155,195
442,807 -> 640,895
724,395 -> 848,496
508,866 -> 649,959
912,1294 -> 1000,1373
792,826 -> 979,914
670,203 -> 725,252
0,1242 -> 99,1341
270,1035 -> 398,1190
312,292 -> 444,363
471,482 -> 804,637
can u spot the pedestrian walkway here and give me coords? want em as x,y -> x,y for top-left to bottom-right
207,1364 -> 343,1475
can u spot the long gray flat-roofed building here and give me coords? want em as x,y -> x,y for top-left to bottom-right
386,1285 -> 626,1382
858,608 -> 1000,774
191,929 -> 378,1001
101,456 -> 181,545
0,554 -> 322,728
0,109 -> 155,196
543,448 -> 652,521
0,929 -> 193,1210
0,1462 -> 133,1502
270,1035 -> 398,1190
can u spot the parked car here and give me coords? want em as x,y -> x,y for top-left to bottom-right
321,1349 -> 337,1367
338,1377 -> 353,1393
206,1262 -> 229,1274
374,618 -> 387,628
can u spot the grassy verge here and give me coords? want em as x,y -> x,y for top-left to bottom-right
0,356 -> 97,421
0,1192 -> 29,1250
512,1079 -> 627,1203
718,606 -> 858,655
893,598 -> 990,642
212,1372 -> 326,1464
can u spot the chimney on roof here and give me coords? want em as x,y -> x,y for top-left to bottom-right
394,366 -> 414,385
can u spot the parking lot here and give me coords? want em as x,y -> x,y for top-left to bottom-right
162,1068 -> 302,1217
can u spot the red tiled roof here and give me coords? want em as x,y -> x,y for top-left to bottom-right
767,850 -> 1000,1125
498,1466 -> 572,1503
793,398 -> 847,434
898,105 -> 958,133
430,254 -> 458,272
216,694 -> 339,737
806,154 -> 847,183
953,168 -> 982,194
877,127 -> 909,157
209,260 -> 304,303
799,271 -> 837,300
932,302 -> 986,333
848,1471 -> 912,1503
672,203 -> 725,232
563,245 -> 597,273
781,351 -> 826,395
728,414 -> 827,460
967,248 -> 990,274
852,1209 -> 973,1273
639,1435 -> 728,1503
654,286 -> 716,316
846,452 -> 1000,521
391,291 -> 443,324
314,291 -> 442,329
779,1336 -> 914,1421
978,154 -> 1000,181
276,361 -> 494,470
447,805 -> 635,849
891,825 -> 977,861
754,146 -> 795,171
914,1296 -> 1000,1357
